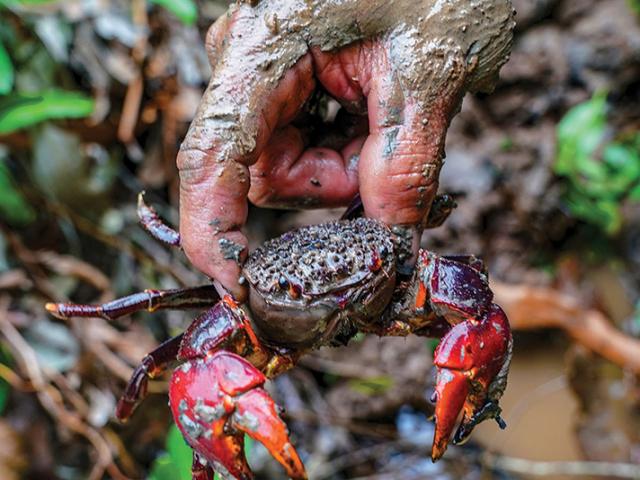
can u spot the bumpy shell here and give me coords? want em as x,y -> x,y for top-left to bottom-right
243,218 -> 396,349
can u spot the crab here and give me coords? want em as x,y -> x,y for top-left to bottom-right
46,193 -> 512,480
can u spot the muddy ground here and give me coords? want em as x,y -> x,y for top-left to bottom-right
0,0 -> 639,479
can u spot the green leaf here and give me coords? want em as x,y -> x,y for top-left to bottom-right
0,376 -> 8,415
0,345 -> 12,415
0,40 -> 13,95
0,0 -> 57,6
555,91 -> 607,174
149,0 -> 198,25
149,425 -> 193,480
564,190 -> 622,234
150,425 -> 254,480
0,90 -> 94,134
0,160 -> 35,225
629,183 -> 640,201
348,375 -> 394,396
555,91 -> 640,234
426,338 -> 439,355
628,0 -> 640,17
603,143 -> 640,186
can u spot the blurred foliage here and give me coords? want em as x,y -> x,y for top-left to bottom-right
629,0 -> 640,17
149,425 -> 193,480
149,0 -> 198,25
348,375 -> 394,396
426,338 -> 439,355
0,91 -> 94,134
0,157 -> 35,225
1,0 -> 198,24
555,91 -> 640,234
150,425 -> 254,480
0,4 -> 95,133
0,347 -> 12,415
0,40 -> 13,94
31,124 -> 117,206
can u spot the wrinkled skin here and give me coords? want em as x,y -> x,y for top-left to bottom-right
177,0 -> 516,299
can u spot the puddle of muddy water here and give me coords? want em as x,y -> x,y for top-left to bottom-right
474,334 -> 587,480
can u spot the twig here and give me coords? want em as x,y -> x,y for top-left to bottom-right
0,363 -> 34,392
1,226 -> 60,300
311,439 -> 415,480
493,281 -> 640,373
482,452 -> 640,478
0,269 -> 32,290
300,354 -> 388,379
118,74 -> 144,145
284,408 -> 397,439
46,200 -> 193,287
36,251 -> 112,300
0,303 -> 128,480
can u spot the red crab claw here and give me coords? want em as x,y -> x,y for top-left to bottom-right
431,304 -> 512,461
169,350 -> 306,480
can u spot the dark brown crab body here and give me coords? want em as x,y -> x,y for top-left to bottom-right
244,218 -> 395,349
46,195 -> 512,480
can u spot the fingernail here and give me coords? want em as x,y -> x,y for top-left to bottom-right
390,224 -> 422,275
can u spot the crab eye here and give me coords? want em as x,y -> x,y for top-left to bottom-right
288,282 -> 302,299
278,276 -> 289,290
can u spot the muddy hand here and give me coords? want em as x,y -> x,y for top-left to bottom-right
177,0 -> 515,298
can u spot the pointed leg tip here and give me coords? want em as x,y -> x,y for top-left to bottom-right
115,400 -> 134,423
496,415 -> 507,429
430,444 -> 446,462
45,303 -> 63,318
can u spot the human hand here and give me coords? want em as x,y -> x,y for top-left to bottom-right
177,0 -> 515,299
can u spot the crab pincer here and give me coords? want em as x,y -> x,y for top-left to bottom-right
169,351 -> 307,480
418,254 -> 512,461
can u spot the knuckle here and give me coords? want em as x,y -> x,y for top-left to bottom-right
204,17 -> 229,66
176,148 -> 211,188
176,148 -> 208,179
176,147 -> 205,172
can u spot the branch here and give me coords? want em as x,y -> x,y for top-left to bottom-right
482,452 -> 640,478
0,303 -> 128,480
493,281 -> 640,373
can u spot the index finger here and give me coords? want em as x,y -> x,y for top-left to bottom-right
177,11 -> 313,299
358,48 -> 468,272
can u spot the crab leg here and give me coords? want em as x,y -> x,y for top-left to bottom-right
379,252 -> 511,461
419,252 -> 512,460
137,192 -> 181,247
170,350 -> 306,480
162,296 -> 305,479
45,285 -> 220,320
169,350 -> 306,479
116,333 -> 184,421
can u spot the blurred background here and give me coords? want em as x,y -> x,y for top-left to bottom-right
0,0 -> 639,479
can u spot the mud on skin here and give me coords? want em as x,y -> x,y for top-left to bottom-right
188,0 -> 515,167
218,238 -> 245,263
185,0 -> 515,166
180,0 -> 516,291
